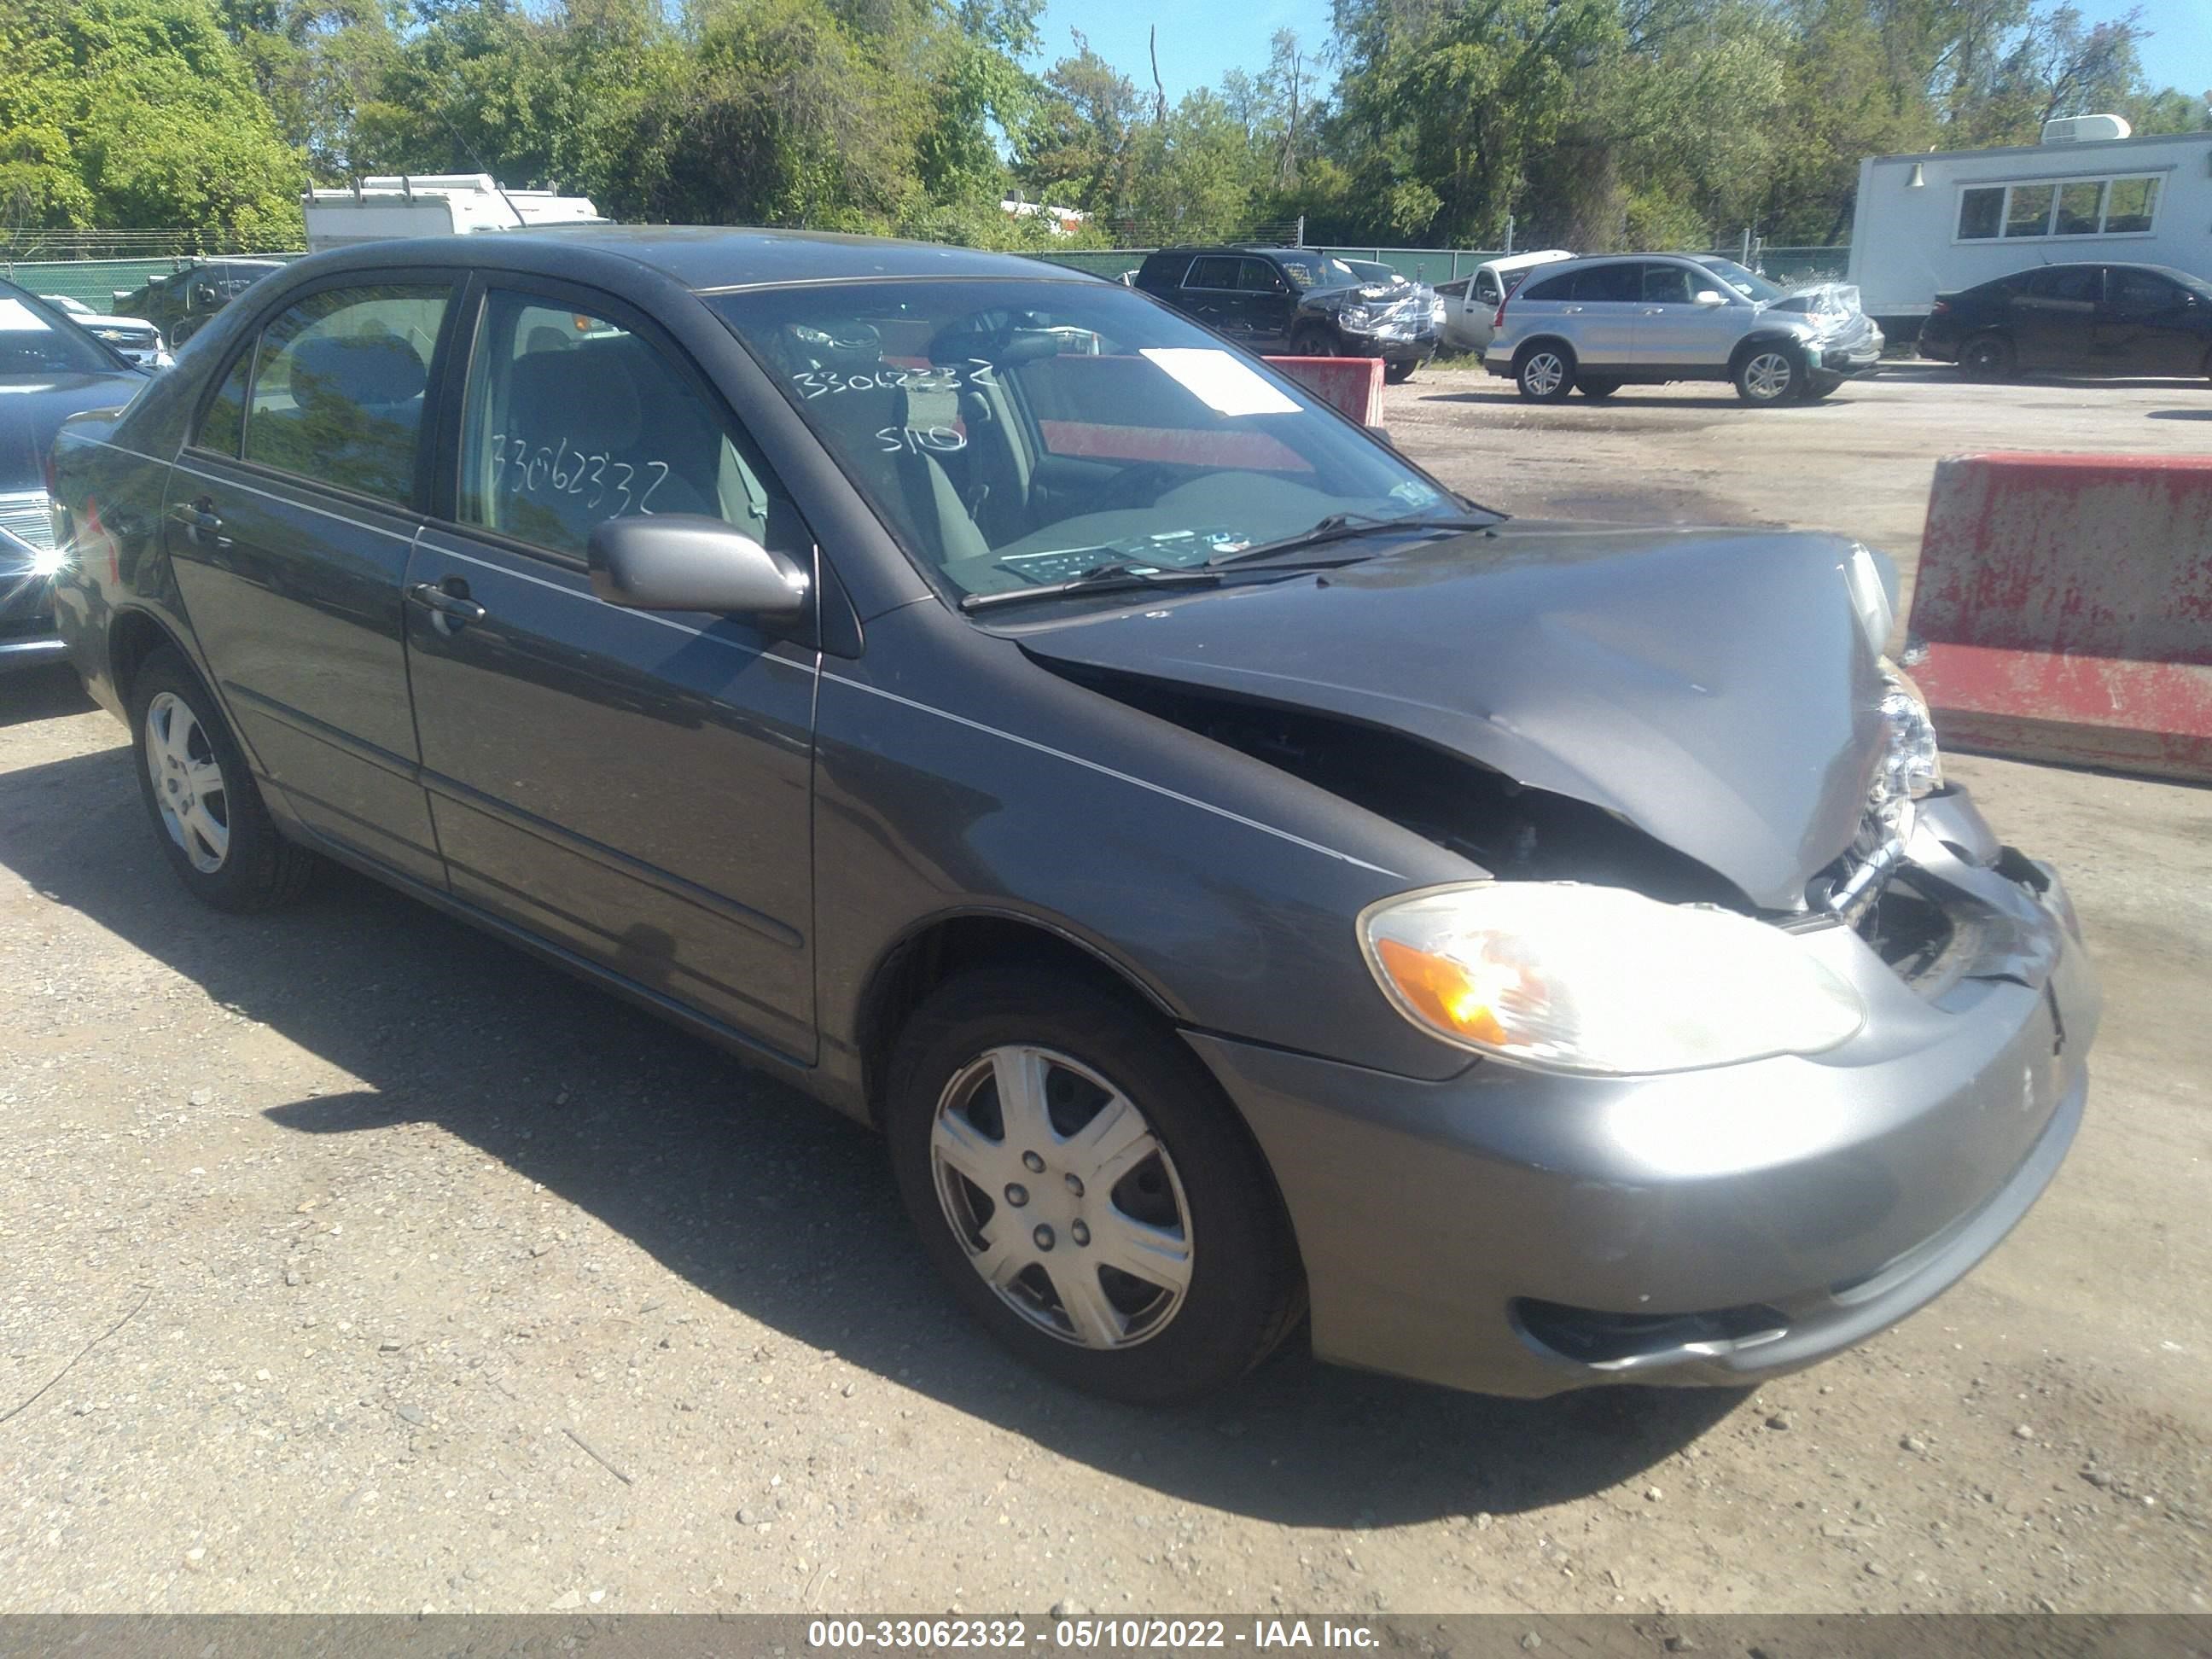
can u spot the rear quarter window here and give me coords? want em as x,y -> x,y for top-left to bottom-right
1520,271 -> 1575,302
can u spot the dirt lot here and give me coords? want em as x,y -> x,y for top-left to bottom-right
1,363 -> 2207,1617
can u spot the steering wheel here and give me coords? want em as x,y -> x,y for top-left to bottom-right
1087,463 -> 1183,514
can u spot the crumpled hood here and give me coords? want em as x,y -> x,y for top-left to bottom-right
1014,522 -> 1889,910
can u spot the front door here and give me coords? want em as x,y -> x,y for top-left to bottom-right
164,277 -> 457,883
1633,260 -> 1744,370
2097,267 -> 2203,375
402,282 -> 820,1062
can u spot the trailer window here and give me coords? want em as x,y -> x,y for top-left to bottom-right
2005,184 -> 2056,237
2104,177 -> 2159,235
1959,174 -> 2163,241
1959,188 -> 2004,240
2054,181 -> 2104,236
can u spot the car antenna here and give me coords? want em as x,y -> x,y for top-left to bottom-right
430,97 -> 531,230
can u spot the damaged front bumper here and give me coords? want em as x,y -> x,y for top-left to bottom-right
1185,787 -> 2098,1399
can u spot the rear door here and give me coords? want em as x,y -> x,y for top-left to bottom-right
1176,256 -> 1248,343
2014,266 -> 2098,370
165,276 -> 457,884
1564,262 -> 1641,365
403,280 -> 820,1061
1237,258 -> 1296,348
2097,267 -> 2202,375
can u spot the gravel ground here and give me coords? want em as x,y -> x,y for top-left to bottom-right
0,363 -> 2206,1615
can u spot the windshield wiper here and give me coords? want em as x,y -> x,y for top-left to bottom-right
958,560 -> 1227,613
1211,509 -> 1498,565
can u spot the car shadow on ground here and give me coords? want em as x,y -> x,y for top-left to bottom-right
0,661 -> 96,729
0,742 -> 1747,1527
2146,408 -> 2212,421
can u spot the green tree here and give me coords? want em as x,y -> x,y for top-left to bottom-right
0,0 -> 304,238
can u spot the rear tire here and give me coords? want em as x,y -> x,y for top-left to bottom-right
885,966 -> 1304,1405
1516,345 -> 1575,402
1576,376 -> 1621,399
1959,333 -> 2015,381
130,645 -> 315,912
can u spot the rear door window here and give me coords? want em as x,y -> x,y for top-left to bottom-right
1185,257 -> 1240,291
1573,264 -> 1642,303
243,283 -> 450,505
2023,267 -> 2098,305
457,289 -> 800,562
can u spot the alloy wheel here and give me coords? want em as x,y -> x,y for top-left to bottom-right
929,1045 -> 1194,1350
1522,352 -> 1567,398
144,691 -> 230,873
1743,351 -> 1794,401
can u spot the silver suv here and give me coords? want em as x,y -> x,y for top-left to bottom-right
1486,253 -> 1883,405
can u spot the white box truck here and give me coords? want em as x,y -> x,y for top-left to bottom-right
1845,118 -> 2212,326
303,174 -> 603,251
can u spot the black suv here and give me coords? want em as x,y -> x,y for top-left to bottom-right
1134,247 -> 1439,381
114,259 -> 287,349
1917,261 -> 2212,380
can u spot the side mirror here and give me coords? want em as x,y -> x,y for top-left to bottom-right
1694,289 -> 1727,306
588,515 -> 809,616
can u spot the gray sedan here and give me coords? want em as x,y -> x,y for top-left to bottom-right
48,229 -> 2095,1403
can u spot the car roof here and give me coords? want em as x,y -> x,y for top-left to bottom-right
283,225 -> 1104,294
1477,250 -> 1575,273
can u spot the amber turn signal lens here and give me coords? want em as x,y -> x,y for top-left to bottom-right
1373,937 -> 1511,1046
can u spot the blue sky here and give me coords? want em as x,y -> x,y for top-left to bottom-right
1034,0 -> 2212,102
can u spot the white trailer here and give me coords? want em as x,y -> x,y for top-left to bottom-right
303,174 -> 604,252
1845,119 -> 2212,323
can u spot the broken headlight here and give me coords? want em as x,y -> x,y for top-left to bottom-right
1871,655 -> 1942,825
1359,882 -> 1865,1075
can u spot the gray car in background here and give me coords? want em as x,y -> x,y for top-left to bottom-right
1488,253 -> 1885,404
49,229 -> 2090,1406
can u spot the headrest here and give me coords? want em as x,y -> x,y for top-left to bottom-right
292,332 -> 428,411
508,341 -> 643,449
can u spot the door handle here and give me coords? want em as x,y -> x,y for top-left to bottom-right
1562,306 -> 1585,314
405,579 -> 487,626
172,494 -> 230,550
1641,306 -> 1666,315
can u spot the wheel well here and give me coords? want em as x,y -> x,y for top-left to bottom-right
1730,333 -> 1805,370
854,913 -> 1171,1126
108,608 -> 182,708
1514,336 -> 1575,370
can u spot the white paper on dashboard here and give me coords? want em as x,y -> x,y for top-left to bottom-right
1139,348 -> 1300,417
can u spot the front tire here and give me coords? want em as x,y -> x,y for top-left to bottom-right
885,967 -> 1304,1405
1733,344 -> 1802,405
1384,361 -> 1416,385
130,645 -> 315,912
1516,345 -> 1575,402
1287,324 -> 1336,358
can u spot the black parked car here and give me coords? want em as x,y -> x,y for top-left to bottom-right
1918,261 -> 2212,379
0,281 -> 146,670
50,229 -> 2097,1405
1134,246 -> 1440,381
113,258 -> 287,350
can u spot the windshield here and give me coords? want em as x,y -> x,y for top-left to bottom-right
1691,257 -> 1785,304
1273,252 -> 1362,290
709,278 -> 1465,603
0,293 -> 120,375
